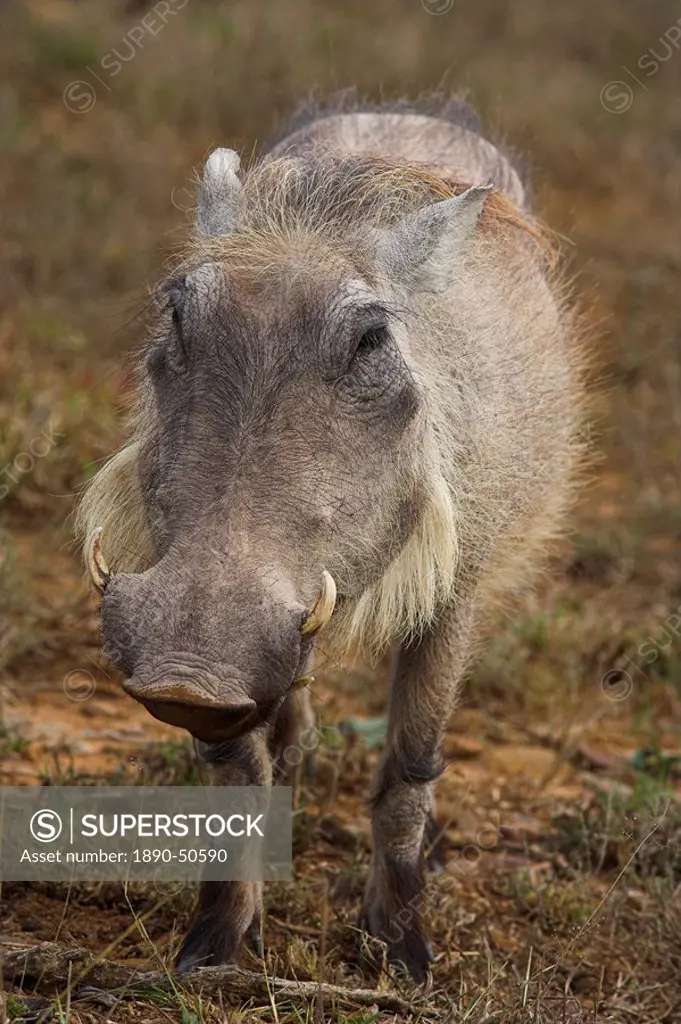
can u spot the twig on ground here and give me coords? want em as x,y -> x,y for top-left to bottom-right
0,941 -> 432,1016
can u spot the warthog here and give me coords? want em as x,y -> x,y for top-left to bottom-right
77,97 -> 587,980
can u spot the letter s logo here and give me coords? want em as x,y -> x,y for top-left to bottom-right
600,81 -> 634,114
30,809 -> 63,843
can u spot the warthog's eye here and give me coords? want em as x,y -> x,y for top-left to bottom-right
156,275 -> 188,373
331,310 -> 416,417
355,324 -> 389,356
349,319 -> 392,369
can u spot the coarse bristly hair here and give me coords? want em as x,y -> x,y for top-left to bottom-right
76,137 -> 591,664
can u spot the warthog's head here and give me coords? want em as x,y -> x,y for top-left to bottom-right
79,150 -> 490,742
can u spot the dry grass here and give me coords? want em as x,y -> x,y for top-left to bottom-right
1,0 -> 681,1020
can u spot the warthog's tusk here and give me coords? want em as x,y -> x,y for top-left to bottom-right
291,674 -> 315,691
85,526 -> 111,595
300,570 -> 337,637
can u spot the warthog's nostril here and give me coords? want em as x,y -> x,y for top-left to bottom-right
300,570 -> 337,636
85,526 -> 111,595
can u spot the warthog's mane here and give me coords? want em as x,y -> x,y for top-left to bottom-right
266,89 -> 531,198
180,154 -> 551,275
76,154 -> 573,662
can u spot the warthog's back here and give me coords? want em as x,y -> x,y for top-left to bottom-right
268,99 -> 528,210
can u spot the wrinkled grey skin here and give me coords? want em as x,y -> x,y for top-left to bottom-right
101,256 -> 423,739
86,98 -> 583,982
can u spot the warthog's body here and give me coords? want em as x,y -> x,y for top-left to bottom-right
77,97 -> 587,980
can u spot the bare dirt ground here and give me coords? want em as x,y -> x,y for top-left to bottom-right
1,1 -> 680,1020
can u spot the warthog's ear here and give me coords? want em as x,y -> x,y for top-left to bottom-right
376,184 -> 492,290
196,147 -> 245,236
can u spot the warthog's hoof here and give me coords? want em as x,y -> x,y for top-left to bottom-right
176,880 -> 263,972
358,905 -> 434,985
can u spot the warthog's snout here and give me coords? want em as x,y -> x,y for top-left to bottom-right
86,528 -> 336,743
124,656 -> 263,743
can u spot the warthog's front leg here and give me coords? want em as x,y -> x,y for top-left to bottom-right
361,607 -> 470,982
269,686 -> 316,788
176,729 -> 272,970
